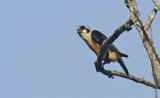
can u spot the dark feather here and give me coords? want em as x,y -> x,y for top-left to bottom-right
108,44 -> 128,58
117,55 -> 129,75
91,30 -> 107,46
92,30 -> 128,58
92,30 -> 129,75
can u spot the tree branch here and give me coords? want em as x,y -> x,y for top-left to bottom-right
92,0 -> 160,89
145,6 -> 159,31
94,19 -> 133,78
112,71 -> 160,89
152,0 -> 160,10
125,0 -> 160,88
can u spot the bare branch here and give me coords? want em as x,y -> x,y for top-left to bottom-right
150,25 -> 158,98
145,6 -> 159,31
152,0 -> 160,10
150,25 -> 154,44
94,19 -> 133,77
112,71 -> 160,89
126,0 -> 160,87
92,0 -> 160,89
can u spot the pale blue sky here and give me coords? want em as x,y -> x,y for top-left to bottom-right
0,0 -> 160,98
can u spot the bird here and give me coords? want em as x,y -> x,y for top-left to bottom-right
77,26 -> 129,75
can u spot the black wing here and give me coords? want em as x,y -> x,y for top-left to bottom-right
109,44 -> 128,57
91,30 -> 107,46
92,30 -> 128,57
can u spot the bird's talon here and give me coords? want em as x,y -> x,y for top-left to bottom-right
105,70 -> 114,79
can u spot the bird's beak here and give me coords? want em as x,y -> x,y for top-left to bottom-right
77,27 -> 81,34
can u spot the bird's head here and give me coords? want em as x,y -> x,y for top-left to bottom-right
77,26 -> 92,42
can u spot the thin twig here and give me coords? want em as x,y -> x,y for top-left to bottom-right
145,6 -> 159,31
112,71 -> 160,89
133,12 -> 160,64
152,0 -> 160,9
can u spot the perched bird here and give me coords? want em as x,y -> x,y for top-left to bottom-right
77,26 -> 129,75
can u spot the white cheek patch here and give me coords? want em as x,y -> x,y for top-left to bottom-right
82,29 -> 87,33
80,32 -> 92,43
80,33 -> 88,41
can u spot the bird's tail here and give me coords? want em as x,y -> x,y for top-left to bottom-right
117,55 -> 129,75
118,52 -> 128,58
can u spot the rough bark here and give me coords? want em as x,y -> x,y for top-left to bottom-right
145,6 -> 159,31
94,0 -> 160,89
112,71 -> 160,89
153,0 -> 160,10
125,0 -> 160,88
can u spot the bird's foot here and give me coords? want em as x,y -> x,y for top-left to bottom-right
103,70 -> 114,79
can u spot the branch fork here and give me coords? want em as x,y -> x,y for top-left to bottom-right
94,0 -> 160,89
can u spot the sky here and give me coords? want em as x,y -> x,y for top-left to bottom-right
0,0 -> 160,98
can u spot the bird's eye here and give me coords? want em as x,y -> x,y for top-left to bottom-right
86,29 -> 90,33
